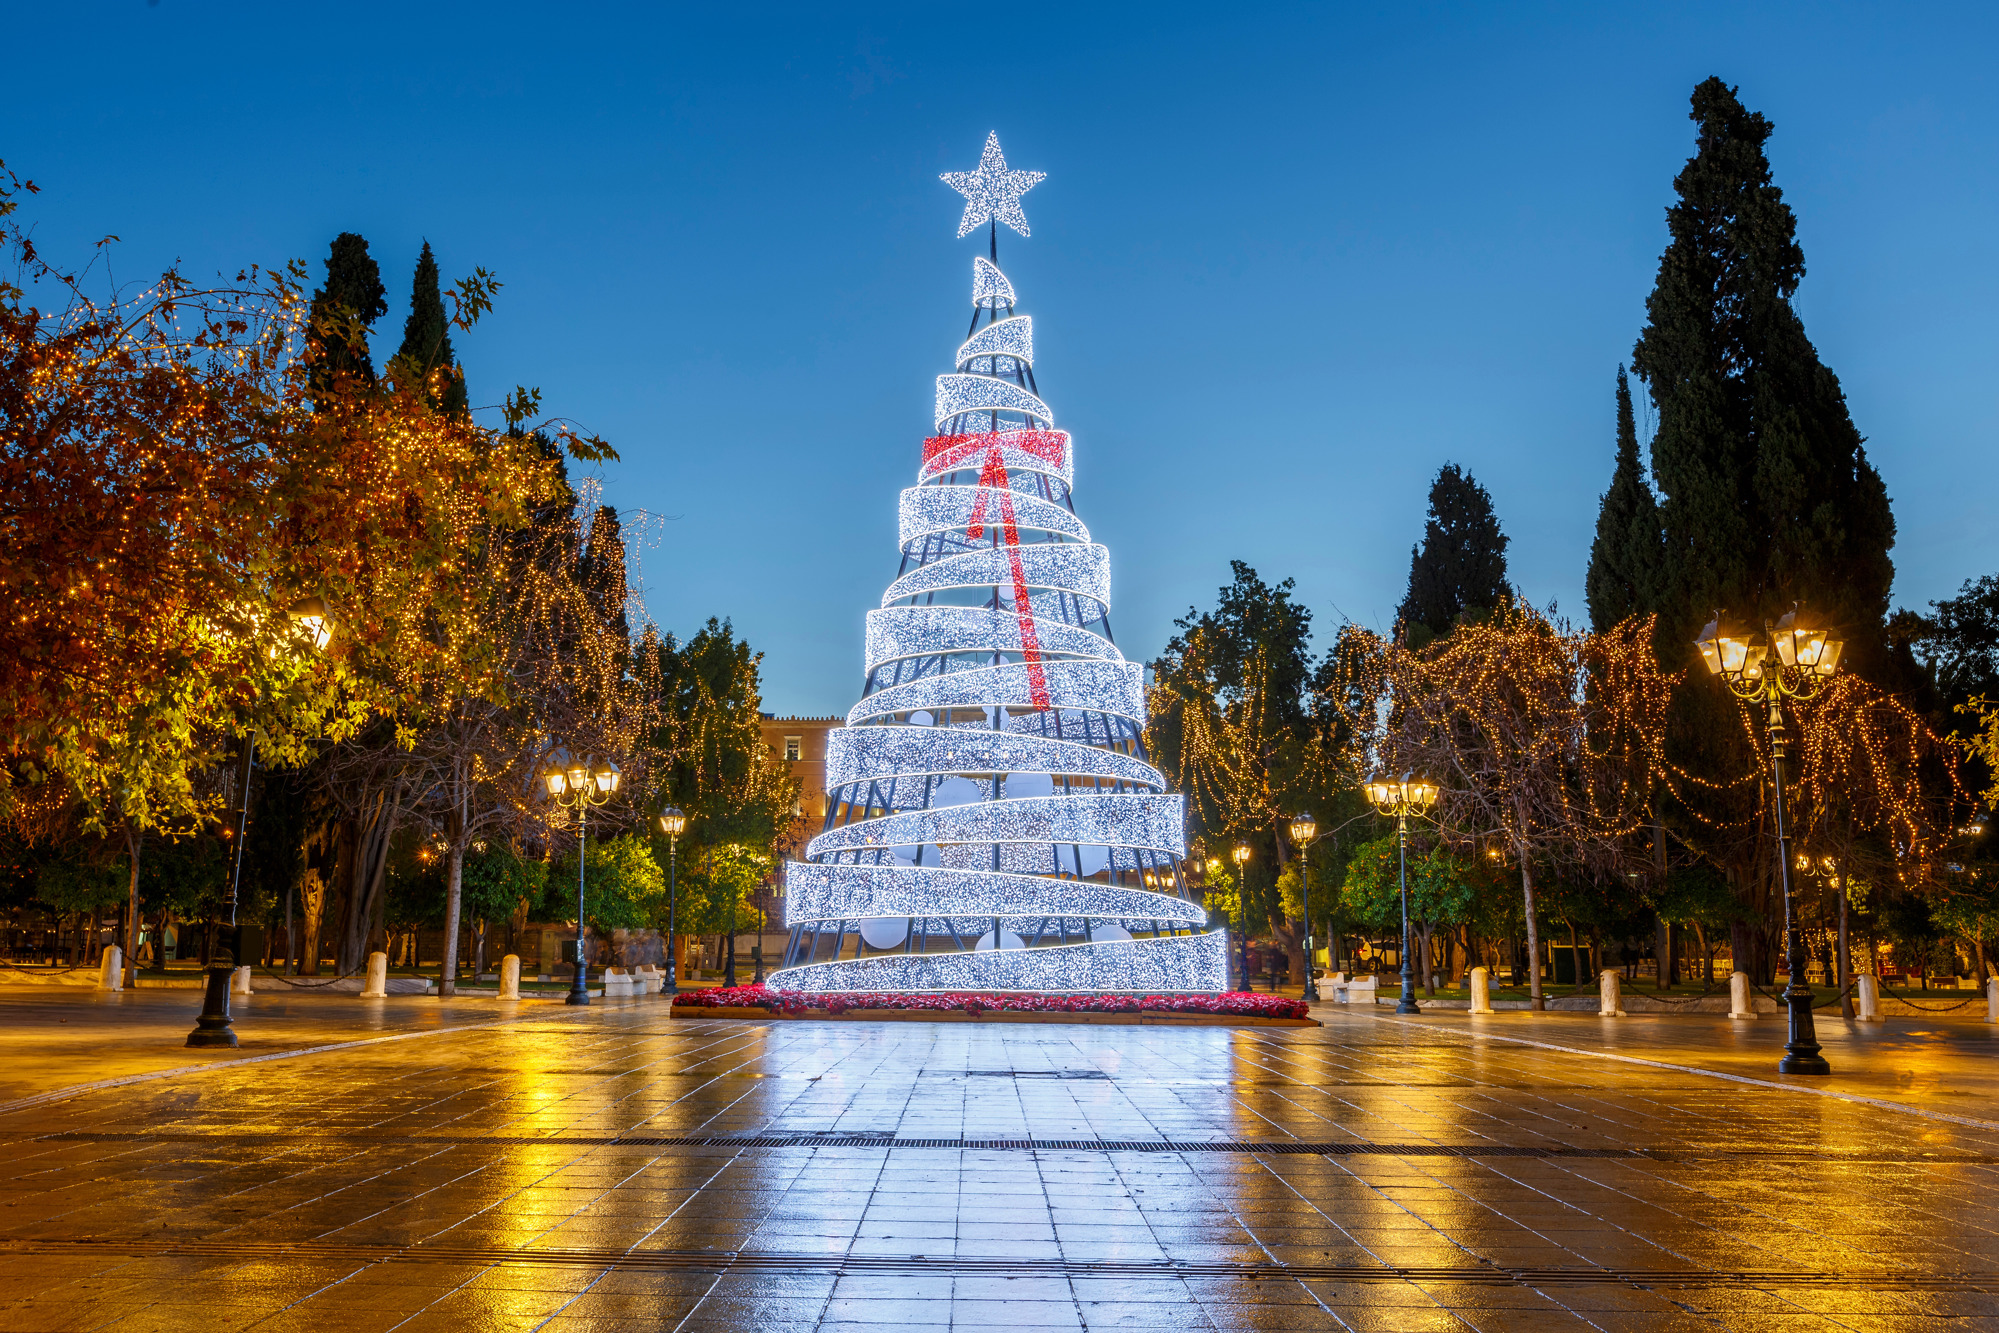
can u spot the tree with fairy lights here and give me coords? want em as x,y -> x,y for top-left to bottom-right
768,133 -> 1222,994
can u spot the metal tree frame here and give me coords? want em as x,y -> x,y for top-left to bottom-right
770,154 -> 1222,994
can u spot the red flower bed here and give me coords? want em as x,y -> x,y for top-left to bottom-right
672,985 -> 1309,1020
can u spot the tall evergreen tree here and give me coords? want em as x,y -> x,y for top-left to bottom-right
305,232 -> 387,406
1585,366 -> 1663,632
1630,77 -> 1895,664
1397,463 -> 1510,647
395,241 -> 469,417
579,505 -> 632,645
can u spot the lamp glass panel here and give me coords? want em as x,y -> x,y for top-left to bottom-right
544,771 -> 566,795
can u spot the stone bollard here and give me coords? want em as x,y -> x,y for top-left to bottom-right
1988,977 -> 1999,1025
1599,968 -> 1626,1017
500,954 -> 521,1000
1728,970 -> 1753,1019
1469,966 -> 1495,1015
230,965 -> 253,995
1857,973 -> 1881,1021
360,950 -> 388,998
98,945 -> 123,992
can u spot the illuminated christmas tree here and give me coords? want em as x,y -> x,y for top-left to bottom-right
770,134 -> 1226,993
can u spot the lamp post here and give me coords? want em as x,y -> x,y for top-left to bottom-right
187,597 -> 335,1048
1697,607 -> 1843,1075
1288,813 -> 1321,1001
1232,843 -> 1252,991
658,806 -> 685,995
540,748 -> 621,1007
1364,773 -> 1440,1016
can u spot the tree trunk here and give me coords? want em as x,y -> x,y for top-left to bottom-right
439,846 -> 462,999
340,795 -> 398,975
1520,855 -> 1543,1010
122,824 -> 143,986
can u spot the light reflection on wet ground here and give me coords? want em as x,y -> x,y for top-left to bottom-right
0,993 -> 1996,1329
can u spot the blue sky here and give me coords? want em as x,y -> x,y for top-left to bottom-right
11,2 -> 1997,715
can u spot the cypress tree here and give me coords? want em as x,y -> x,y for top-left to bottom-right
305,232 -> 387,406
1397,464 -> 1511,647
396,241 -> 469,417
1631,77 -> 1895,664
1584,367 -> 1663,632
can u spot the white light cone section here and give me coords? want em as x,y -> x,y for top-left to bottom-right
972,256 -> 1015,308
849,659 -> 1144,727
826,727 -> 1164,793
865,607 -> 1119,673
807,793 -> 1186,860
899,486 -> 1088,546
768,930 -> 1228,994
957,316 -> 1033,369
784,862 -> 1204,926
935,375 -> 1053,429
919,432 -> 1072,488
883,543 -> 1110,609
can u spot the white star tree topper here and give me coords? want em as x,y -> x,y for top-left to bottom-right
940,132 -> 1046,239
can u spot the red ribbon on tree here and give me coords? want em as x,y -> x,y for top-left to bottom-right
923,431 -> 1055,712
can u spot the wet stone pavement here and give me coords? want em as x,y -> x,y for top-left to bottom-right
1,993 -> 1997,1330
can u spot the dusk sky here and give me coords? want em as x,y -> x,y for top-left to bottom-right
12,2 -> 1996,715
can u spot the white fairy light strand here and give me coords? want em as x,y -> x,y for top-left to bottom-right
934,375 -> 1054,430
972,257 -> 1016,309
847,659 -> 1143,728
825,726 -> 1163,793
897,485 -> 1088,547
768,931 -> 1228,995
806,793 -> 1187,861
864,607 -> 1118,673
881,543 -> 1110,609
957,316 -> 1034,369
784,862 -> 1205,926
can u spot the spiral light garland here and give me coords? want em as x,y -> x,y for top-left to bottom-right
773,144 -> 1219,992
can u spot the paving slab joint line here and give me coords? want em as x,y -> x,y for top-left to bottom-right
0,1013 -> 554,1118
1368,1013 -> 1999,1132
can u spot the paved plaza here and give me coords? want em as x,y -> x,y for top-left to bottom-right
1,991 -> 1998,1330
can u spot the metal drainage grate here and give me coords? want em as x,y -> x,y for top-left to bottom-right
0,1236 -> 1987,1292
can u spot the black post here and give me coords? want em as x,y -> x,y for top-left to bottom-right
1239,911 -> 1251,992
567,803 -> 590,1007
1769,695 -> 1828,1074
665,835 -> 679,996
1300,842 -> 1318,1001
187,734 -> 254,1048
1396,810 -> 1420,1015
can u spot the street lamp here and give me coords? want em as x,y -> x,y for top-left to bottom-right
1288,812 -> 1321,1001
540,747 -> 621,1006
1232,843 -> 1252,991
658,806 -> 686,996
1364,773 -> 1439,1016
188,595 -> 336,1049
1697,607 -> 1843,1076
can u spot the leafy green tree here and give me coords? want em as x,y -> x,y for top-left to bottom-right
1649,861 -> 1740,984
548,833 -> 664,934
463,844 -> 547,927
662,841 -> 767,937
1585,367 -> 1662,632
1397,464 -> 1510,649
306,232 -> 388,405
1339,835 -> 1478,992
579,506 -> 632,646
1630,78 -> 1895,665
394,241 -> 469,417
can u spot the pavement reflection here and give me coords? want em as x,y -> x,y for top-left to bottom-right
0,992 -> 1994,1329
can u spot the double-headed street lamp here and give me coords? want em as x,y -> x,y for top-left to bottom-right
658,806 -> 685,995
539,748 -> 621,1007
1364,773 -> 1439,1016
1288,813 -> 1321,1001
188,597 -> 335,1049
1697,607 -> 1844,1076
